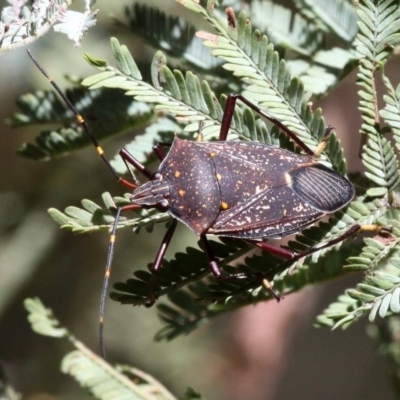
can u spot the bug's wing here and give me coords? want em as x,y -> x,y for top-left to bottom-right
199,141 -> 312,209
208,164 -> 354,240
290,163 -> 354,212
208,185 -> 323,239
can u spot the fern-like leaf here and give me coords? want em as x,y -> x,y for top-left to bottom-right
362,135 -> 400,193
316,220 -> 400,328
9,85 -> 154,161
380,76 -> 400,153
285,198 -> 389,269
83,43 -> 226,140
195,11 -> 322,150
24,298 -> 178,400
48,192 -> 170,234
25,297 -> 68,338
356,0 -> 400,192
148,234 -> 358,340
83,38 -> 281,145
188,6 -> 348,171
249,0 -> 324,56
111,238 -> 259,308
112,228 -> 363,340
294,0 -> 358,42
61,351 -> 177,400
120,3 -> 217,71
246,1 -> 357,95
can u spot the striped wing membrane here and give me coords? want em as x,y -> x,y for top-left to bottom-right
290,164 -> 354,212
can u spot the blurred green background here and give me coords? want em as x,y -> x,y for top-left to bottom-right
0,0 -> 397,399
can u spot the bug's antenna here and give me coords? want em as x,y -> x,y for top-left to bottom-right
27,50 -> 146,357
98,201 -> 143,357
27,50 -> 137,190
99,206 -> 122,358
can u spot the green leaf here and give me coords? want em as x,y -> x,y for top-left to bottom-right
294,0 -> 358,42
24,298 -> 179,400
381,76 -> 400,152
9,85 -> 154,161
48,193 -> 170,234
24,298 -> 68,338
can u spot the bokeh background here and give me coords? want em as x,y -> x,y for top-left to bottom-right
0,0 -> 397,399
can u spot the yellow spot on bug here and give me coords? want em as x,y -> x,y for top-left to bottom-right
216,173 -> 222,180
221,201 -> 229,210
210,151 -> 217,157
175,170 -> 181,178
179,189 -> 186,197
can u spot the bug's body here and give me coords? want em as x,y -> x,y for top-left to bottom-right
132,137 -> 354,240
27,47 -> 358,355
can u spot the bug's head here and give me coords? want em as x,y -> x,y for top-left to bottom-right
131,175 -> 170,211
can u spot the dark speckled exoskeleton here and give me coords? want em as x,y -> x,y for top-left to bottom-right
134,137 -> 353,240
29,51 -> 357,356
128,93 -> 355,299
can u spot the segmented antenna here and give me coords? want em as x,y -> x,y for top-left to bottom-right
27,50 -> 141,357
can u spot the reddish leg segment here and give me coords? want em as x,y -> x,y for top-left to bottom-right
146,219 -> 178,306
200,235 -> 281,300
198,223 -> 390,303
219,94 -> 315,155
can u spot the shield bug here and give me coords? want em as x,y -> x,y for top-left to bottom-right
28,52 -> 358,355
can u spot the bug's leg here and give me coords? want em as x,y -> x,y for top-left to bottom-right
253,224 -> 360,262
200,236 -> 282,301
313,126 -> 334,158
199,235 -> 225,279
252,224 -> 393,274
196,121 -> 206,142
219,95 -> 237,142
119,148 -> 154,180
260,278 -> 282,302
146,219 -> 179,306
99,203 -> 142,357
152,142 -> 172,161
250,241 -> 300,260
123,141 -> 172,181
220,93 -> 316,155
119,141 -> 174,185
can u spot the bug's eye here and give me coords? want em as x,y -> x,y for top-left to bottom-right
153,172 -> 163,181
159,199 -> 169,209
